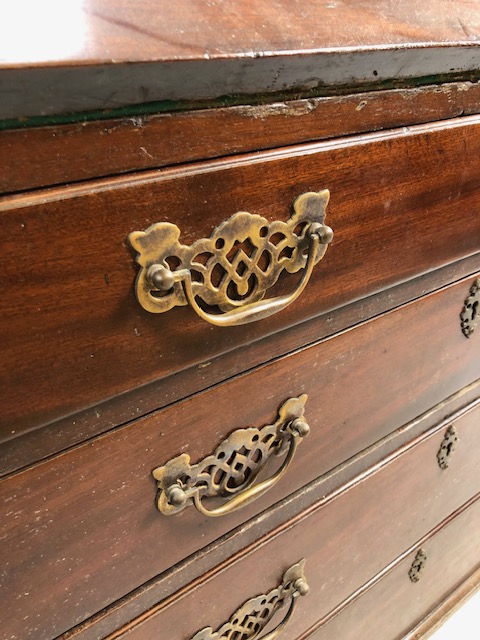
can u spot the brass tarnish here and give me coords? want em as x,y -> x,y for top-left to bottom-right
409,549 -> 427,583
437,425 -> 458,470
460,277 -> 480,338
191,559 -> 309,640
129,191 -> 332,326
153,395 -> 309,517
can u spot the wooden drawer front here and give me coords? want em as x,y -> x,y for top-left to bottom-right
1,276 -> 480,638
4,83 -> 480,196
2,118 -> 480,440
102,403 -> 480,640
2,390 -> 480,640
305,494 -> 480,640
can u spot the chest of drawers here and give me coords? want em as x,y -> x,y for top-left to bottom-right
1,3 -> 480,639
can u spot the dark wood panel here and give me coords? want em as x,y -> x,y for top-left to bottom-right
3,82 -> 480,194
99,408 -> 480,640
2,118 -> 480,442
1,253 -> 479,476
302,497 -> 480,640
1,278 -> 480,640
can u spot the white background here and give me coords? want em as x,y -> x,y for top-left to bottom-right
429,590 -> 480,639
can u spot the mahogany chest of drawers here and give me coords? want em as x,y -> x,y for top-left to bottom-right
1,3 -> 480,639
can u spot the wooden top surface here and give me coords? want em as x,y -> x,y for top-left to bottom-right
1,1 -> 480,120
2,0 -> 480,67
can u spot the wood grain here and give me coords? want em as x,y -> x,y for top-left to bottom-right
2,117 -> 480,444
96,410 -> 480,640
3,0 -> 480,67
3,81 -> 480,194
301,497 -> 480,640
1,277 -> 479,640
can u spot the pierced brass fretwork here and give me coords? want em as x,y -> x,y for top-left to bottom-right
129,191 -> 332,326
153,395 -> 309,517
460,277 -> 480,338
191,560 -> 309,640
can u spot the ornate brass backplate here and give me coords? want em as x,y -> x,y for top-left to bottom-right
128,191 -> 333,326
153,395 -> 309,517
191,560 -> 309,640
460,277 -> 480,338
436,425 -> 458,470
409,549 -> 427,583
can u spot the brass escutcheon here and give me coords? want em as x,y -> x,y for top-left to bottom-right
191,560 -> 309,640
153,396 -> 309,517
460,277 -> 480,338
409,549 -> 427,583
128,191 -> 332,326
436,425 -> 458,470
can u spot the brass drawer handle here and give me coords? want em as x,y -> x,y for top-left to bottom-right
129,191 -> 332,327
191,559 -> 309,640
153,395 -> 309,517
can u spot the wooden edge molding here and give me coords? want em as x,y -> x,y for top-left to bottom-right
2,45 -> 480,123
403,567 -> 480,640
1,81 -> 480,194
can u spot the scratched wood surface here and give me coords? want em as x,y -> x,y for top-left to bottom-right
1,277 -> 479,640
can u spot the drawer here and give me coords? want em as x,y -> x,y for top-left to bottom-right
305,495 -> 480,640
3,82 -> 480,195
2,117 -> 480,441
2,383 -> 480,640
93,401 -> 480,640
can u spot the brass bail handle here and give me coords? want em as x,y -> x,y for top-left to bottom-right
253,580 -> 309,640
129,191 -> 333,327
148,223 -> 330,327
173,417 -> 308,518
191,560 -> 309,640
153,395 -> 310,518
